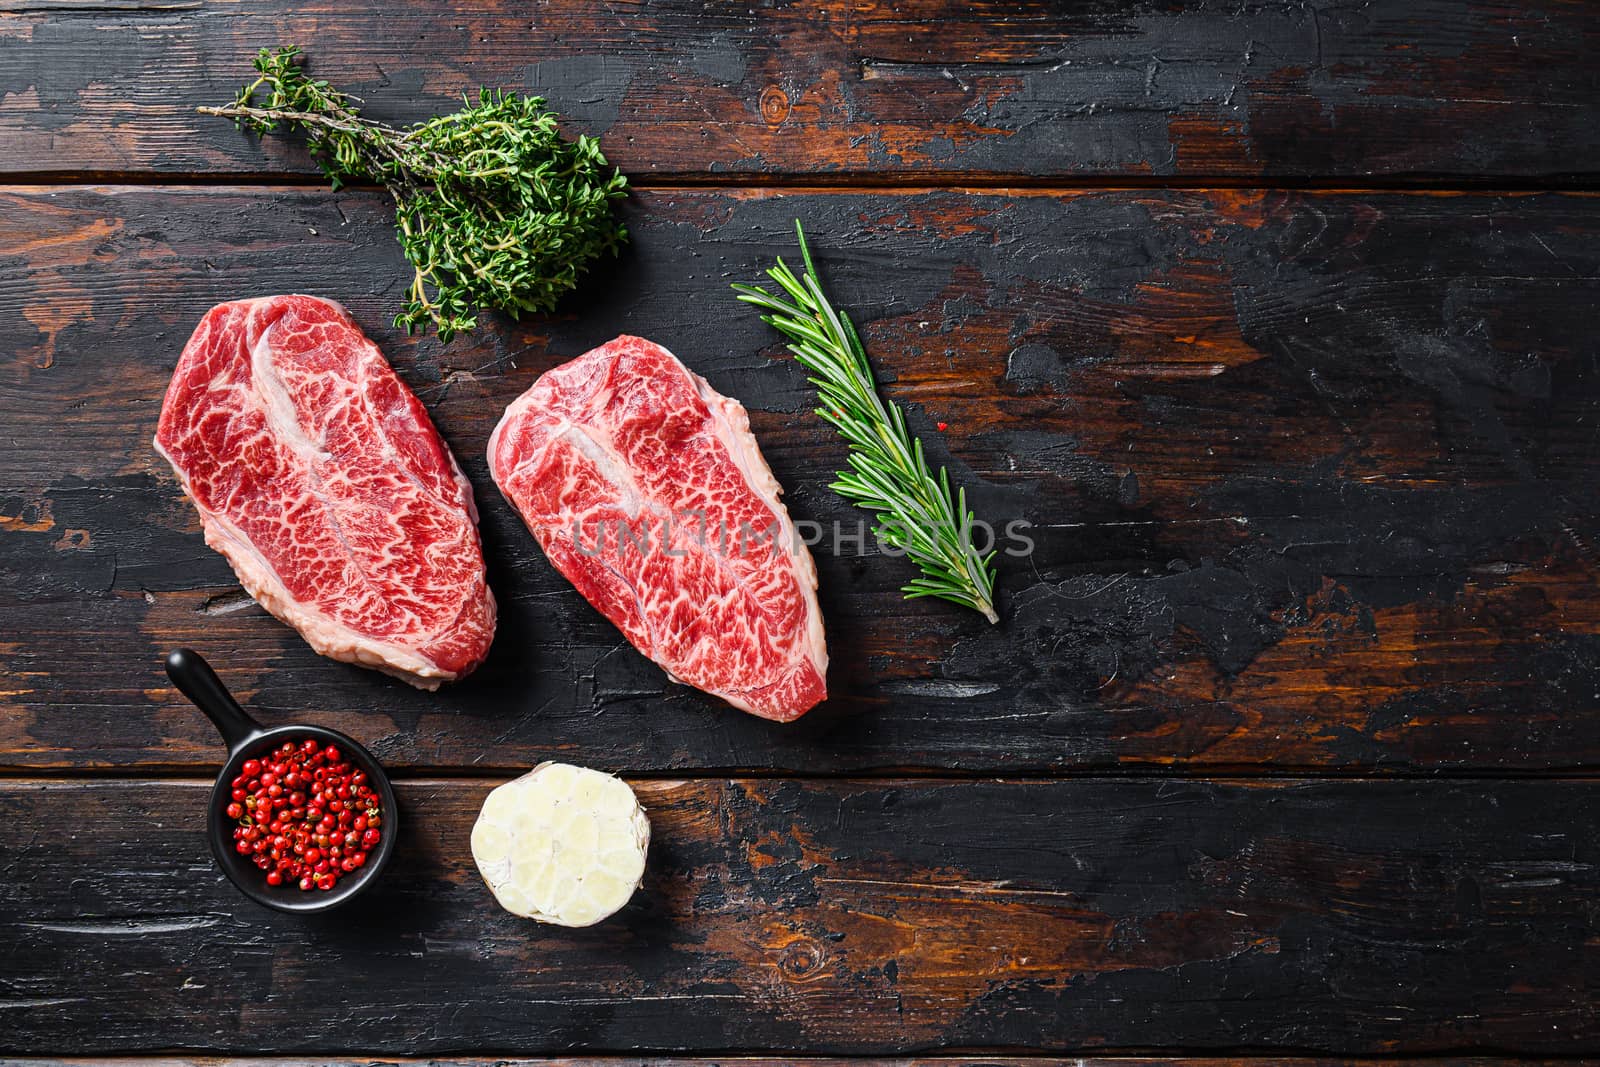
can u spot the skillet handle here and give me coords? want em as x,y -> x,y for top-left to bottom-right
165,648 -> 261,752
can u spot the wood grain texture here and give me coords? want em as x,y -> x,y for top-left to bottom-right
2,777 -> 1596,1054
5,186 -> 1600,773
1,0 -> 1597,181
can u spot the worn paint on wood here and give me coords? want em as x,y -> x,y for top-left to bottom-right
3,186 -> 1599,773
1,777 -> 1596,1054
2,0 -> 1598,1060
1,1 -> 1597,180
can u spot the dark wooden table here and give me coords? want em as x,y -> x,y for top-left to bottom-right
3,1 -> 1599,1062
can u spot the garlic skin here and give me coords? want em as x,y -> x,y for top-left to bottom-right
470,762 -> 650,926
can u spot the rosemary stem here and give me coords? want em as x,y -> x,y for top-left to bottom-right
737,222 -> 1000,624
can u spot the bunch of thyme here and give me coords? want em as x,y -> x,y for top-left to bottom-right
202,47 -> 628,342
735,222 -> 1000,623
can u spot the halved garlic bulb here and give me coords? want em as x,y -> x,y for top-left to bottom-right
470,762 -> 650,926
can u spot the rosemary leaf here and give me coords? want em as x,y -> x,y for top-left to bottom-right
734,222 -> 1000,624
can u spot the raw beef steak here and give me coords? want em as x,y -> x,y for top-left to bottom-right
488,336 -> 827,721
154,295 -> 495,687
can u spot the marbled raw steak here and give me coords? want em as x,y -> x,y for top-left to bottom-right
154,295 -> 495,687
488,335 -> 826,721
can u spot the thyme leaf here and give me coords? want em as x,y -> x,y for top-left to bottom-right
201,46 -> 628,343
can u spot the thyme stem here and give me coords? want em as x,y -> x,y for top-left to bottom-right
204,47 -> 628,342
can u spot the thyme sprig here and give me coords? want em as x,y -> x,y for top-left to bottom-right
201,47 -> 628,342
734,222 -> 999,623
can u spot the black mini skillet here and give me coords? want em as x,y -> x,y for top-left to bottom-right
165,648 -> 399,913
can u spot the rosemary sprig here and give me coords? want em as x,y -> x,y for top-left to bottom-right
734,222 -> 999,623
201,46 -> 628,343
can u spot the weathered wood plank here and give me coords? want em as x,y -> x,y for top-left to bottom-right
1,777 -> 1595,1054
1,0 -> 1596,180
4,186 -> 1600,773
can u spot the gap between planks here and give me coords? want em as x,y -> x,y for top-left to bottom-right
3,770 -> 1600,786
2,171 -> 1600,194
5,1053 -> 1596,1064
